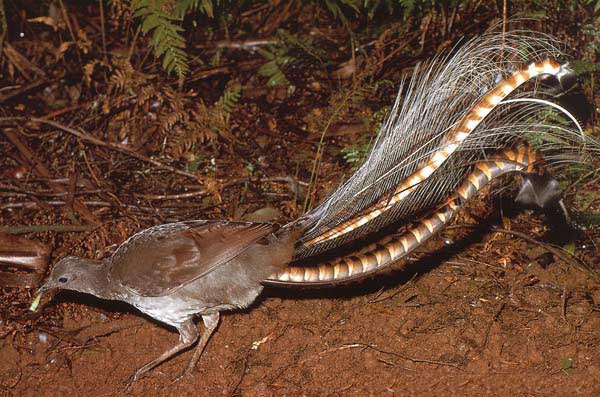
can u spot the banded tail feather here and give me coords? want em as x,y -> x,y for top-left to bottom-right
268,145 -> 537,285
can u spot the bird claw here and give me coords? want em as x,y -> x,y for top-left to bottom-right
172,365 -> 194,384
124,369 -> 144,391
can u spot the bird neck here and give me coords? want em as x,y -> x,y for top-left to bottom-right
74,261 -> 118,300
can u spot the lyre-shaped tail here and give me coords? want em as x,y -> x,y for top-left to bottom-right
292,31 -> 588,260
302,59 -> 569,249
267,145 -> 538,285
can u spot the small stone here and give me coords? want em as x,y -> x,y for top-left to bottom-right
38,332 -> 48,344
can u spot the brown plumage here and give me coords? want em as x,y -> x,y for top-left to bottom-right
36,221 -> 300,383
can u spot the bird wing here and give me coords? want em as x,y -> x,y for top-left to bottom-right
108,220 -> 275,297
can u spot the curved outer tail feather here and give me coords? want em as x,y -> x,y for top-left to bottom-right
302,59 -> 567,249
268,145 -> 538,286
292,31 -> 590,261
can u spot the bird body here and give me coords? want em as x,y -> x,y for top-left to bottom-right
117,221 -> 298,324
38,221 -> 300,381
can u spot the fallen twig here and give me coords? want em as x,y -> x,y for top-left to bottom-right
0,225 -> 95,234
490,227 -> 592,272
0,78 -> 48,104
28,117 -> 199,180
323,342 -> 463,369
480,300 -> 505,352
367,273 -> 418,304
561,285 -> 568,321
138,175 -> 306,201
3,128 -> 101,225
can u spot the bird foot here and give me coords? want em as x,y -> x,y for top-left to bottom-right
172,363 -> 195,384
123,368 -> 145,391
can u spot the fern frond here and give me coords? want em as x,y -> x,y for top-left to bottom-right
132,0 -> 190,79
257,48 -> 295,87
174,0 -> 216,18
570,60 -> 600,74
217,81 -> 241,116
323,0 -> 360,30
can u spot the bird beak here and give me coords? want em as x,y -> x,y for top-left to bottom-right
29,282 -> 53,312
29,292 -> 43,311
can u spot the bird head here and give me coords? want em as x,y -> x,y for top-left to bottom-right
30,256 -> 104,311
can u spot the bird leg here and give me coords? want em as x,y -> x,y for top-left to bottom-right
127,319 -> 199,386
179,312 -> 220,379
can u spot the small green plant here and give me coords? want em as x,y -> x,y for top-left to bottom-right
172,0 -> 215,18
341,142 -> 370,168
570,59 -> 600,74
560,357 -> 573,374
216,80 -> 242,125
580,22 -> 600,53
323,0 -> 360,30
257,47 -> 295,87
131,0 -> 216,79
341,105 -> 390,168
583,0 -> 600,13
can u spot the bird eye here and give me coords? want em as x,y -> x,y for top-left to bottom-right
58,276 -> 68,283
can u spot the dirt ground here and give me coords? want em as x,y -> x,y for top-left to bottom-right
3,212 -> 600,396
1,1 -> 600,396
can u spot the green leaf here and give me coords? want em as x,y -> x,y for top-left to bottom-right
563,241 -> 576,255
131,0 -> 191,79
560,357 -> 573,373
